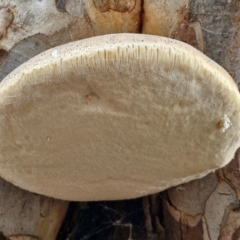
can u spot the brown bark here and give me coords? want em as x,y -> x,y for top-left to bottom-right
161,1 -> 240,239
1,0 -> 240,239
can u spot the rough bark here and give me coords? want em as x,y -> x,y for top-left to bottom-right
0,177 -> 68,240
161,1 -> 240,239
0,0 -> 189,80
162,151 -> 240,240
0,0 -> 240,239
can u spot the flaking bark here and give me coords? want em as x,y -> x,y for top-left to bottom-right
1,0 -> 240,239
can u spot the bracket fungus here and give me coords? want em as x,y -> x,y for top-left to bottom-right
0,33 -> 240,201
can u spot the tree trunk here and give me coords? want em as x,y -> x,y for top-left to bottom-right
163,151 -> 240,240
0,0 -> 239,239
0,177 -> 69,240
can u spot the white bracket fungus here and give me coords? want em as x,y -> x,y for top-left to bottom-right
0,34 -> 240,201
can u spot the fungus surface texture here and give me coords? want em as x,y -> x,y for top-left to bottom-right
0,34 -> 240,201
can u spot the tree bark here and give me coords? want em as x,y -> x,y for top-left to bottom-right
0,177 -> 68,240
0,0 -> 240,239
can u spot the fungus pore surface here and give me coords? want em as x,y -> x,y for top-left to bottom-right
0,34 -> 240,201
